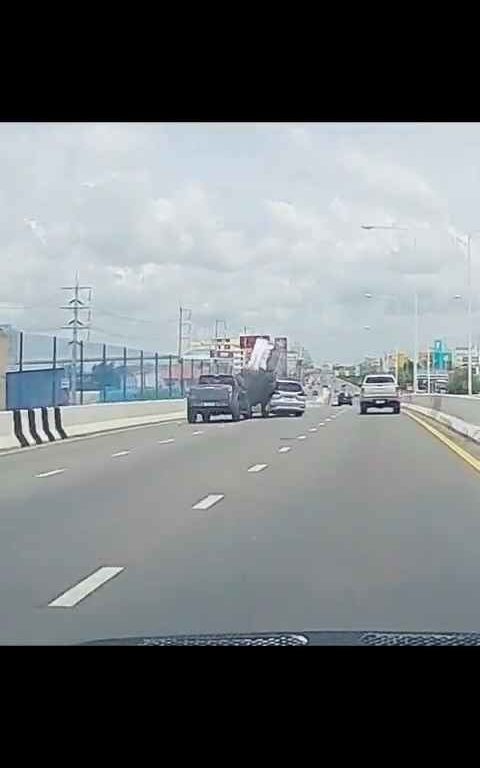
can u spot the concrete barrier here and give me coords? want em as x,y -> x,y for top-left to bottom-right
0,399 -> 186,450
0,411 -> 18,450
404,393 -> 480,427
60,399 -> 186,437
403,401 -> 480,443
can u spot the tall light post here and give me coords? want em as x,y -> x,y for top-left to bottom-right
361,224 -> 419,392
453,232 -> 480,396
364,292 -> 400,381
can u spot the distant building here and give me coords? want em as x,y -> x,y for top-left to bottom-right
454,345 -> 480,374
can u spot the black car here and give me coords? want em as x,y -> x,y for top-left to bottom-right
337,391 -> 352,406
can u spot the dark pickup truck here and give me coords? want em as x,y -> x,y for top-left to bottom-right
187,374 -> 251,423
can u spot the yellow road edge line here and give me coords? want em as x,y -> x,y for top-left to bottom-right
404,409 -> 480,475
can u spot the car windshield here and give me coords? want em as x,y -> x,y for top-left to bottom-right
276,381 -> 303,393
198,375 -> 233,386
364,376 -> 395,384
3,121 -> 480,645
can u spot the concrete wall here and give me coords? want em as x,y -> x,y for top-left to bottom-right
406,393 -> 480,427
60,398 -> 186,437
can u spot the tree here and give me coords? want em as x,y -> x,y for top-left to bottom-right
448,367 -> 480,394
398,359 -> 413,387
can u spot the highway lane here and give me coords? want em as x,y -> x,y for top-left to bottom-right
2,402 -> 480,643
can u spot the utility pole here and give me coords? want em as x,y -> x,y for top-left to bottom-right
61,273 -> 92,405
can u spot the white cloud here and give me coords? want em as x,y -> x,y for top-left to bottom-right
0,122 -> 478,360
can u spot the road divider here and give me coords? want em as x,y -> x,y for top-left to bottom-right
0,399 -> 186,451
403,402 -> 480,444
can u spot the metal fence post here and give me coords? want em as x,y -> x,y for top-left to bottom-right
79,340 -> 84,405
102,343 -> 107,403
52,335 -> 57,406
168,355 -> 172,398
19,331 -> 24,372
180,358 -> 184,397
140,349 -> 144,399
155,353 -> 159,399
123,347 -> 127,401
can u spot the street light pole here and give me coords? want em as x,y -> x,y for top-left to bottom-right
467,233 -> 473,395
414,290 -> 419,394
362,225 -> 418,393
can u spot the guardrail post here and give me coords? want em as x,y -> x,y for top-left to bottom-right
19,331 -> 23,372
79,340 -> 84,405
102,343 -> 107,403
51,335 -> 57,407
155,353 -> 159,399
123,347 -> 127,401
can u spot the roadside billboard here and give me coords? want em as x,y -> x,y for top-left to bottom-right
240,334 -> 270,350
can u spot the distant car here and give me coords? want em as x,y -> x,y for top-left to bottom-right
360,374 -> 400,414
269,379 -> 306,417
337,391 -> 352,406
312,389 -> 319,396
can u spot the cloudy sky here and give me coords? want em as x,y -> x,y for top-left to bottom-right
1,121 -> 480,362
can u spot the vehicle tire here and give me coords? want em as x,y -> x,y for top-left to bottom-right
203,412 -> 211,422
394,404 -> 401,414
261,402 -> 270,418
360,404 -> 367,415
243,405 -> 252,420
187,407 -> 196,424
231,400 -> 241,422
295,411 -> 303,417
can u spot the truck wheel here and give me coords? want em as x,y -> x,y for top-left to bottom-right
231,401 -> 241,422
360,404 -> 367,415
187,407 -> 196,424
203,413 -> 211,422
394,404 -> 401,414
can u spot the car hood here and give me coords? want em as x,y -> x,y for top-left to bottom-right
80,630 -> 480,645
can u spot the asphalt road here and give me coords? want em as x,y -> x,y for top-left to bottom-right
2,400 -> 480,644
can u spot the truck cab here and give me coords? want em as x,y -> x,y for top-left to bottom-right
187,374 -> 251,423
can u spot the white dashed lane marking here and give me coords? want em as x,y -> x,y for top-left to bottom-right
247,464 -> 268,473
308,428 -> 317,432
192,494 -> 224,510
318,422 -> 325,426
192,430 -> 204,436
278,446 -> 291,453
35,468 -> 66,478
112,451 -> 130,458
48,566 -> 125,608
157,439 -> 175,445
297,435 -> 307,440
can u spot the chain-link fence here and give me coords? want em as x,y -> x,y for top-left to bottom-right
7,330 -> 233,407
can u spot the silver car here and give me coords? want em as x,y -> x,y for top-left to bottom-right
269,379 -> 306,417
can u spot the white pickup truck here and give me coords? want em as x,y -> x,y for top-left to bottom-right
359,374 -> 400,414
